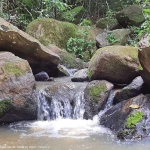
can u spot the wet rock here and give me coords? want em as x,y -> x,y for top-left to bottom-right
100,94 -> 150,140
0,17 -> 60,77
38,83 -> 76,120
71,68 -> 89,82
35,71 -> 50,81
88,46 -> 139,84
47,77 -> 54,81
114,76 -> 144,104
0,52 -> 37,123
138,35 -> 150,85
96,29 -> 131,48
116,4 -> 145,27
84,80 -> 113,120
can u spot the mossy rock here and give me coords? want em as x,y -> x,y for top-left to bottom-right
26,18 -> 77,49
84,80 -> 113,119
116,4 -> 145,27
88,46 -> 139,84
96,17 -> 119,30
0,100 -> 12,117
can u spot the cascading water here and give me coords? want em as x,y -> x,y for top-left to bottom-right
37,79 -> 118,121
1,78 -> 150,150
37,81 -> 86,121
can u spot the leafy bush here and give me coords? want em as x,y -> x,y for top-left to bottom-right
107,33 -> 118,44
79,19 -> 93,26
66,29 -> 95,61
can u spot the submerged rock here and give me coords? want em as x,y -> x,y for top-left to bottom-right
71,68 -> 89,82
0,52 -> 37,123
138,35 -> 150,85
0,17 -> 60,77
100,94 -> 150,140
84,80 -> 113,120
88,46 -> 139,84
114,76 -> 144,104
116,4 -> 145,27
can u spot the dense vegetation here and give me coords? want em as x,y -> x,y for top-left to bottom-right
0,0 -> 145,30
0,0 -> 149,60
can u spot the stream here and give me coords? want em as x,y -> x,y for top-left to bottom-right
0,77 -> 150,150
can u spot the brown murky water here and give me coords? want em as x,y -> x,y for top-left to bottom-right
0,119 -> 150,150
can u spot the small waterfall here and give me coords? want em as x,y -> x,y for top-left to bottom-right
37,90 -> 50,121
58,65 -> 77,76
37,83 -> 86,121
98,90 -> 117,118
73,87 -> 85,119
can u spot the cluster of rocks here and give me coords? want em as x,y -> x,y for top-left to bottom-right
0,3 -> 150,142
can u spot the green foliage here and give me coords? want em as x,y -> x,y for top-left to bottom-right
127,1 -> 150,45
125,111 -> 144,129
79,19 -> 93,26
107,33 -> 118,44
0,100 -> 12,117
62,6 -> 83,22
87,68 -> 92,78
66,28 -> 95,60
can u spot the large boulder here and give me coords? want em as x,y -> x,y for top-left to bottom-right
96,29 -> 131,48
0,52 -> 37,123
0,17 -> 60,77
116,4 -> 145,27
88,46 -> 139,84
113,76 -> 144,104
138,35 -> 150,85
84,80 -> 113,120
100,94 -> 150,140
26,18 -> 77,49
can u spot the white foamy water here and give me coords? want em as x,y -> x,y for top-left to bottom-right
10,116 -> 111,139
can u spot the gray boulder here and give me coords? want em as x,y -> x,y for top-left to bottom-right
71,68 -> 89,82
116,4 -> 145,27
114,76 -> 144,104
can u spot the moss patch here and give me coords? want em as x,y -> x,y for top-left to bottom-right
89,82 -> 107,102
87,68 -> 92,78
138,64 -> 143,71
125,111 -> 144,129
0,100 -> 12,117
4,62 -> 24,75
